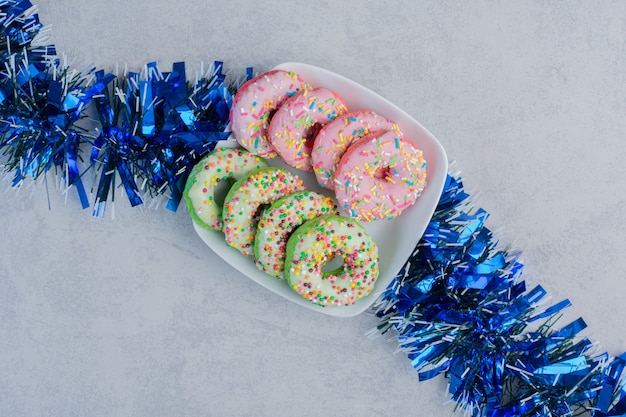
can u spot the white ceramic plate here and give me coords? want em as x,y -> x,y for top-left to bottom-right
192,62 -> 448,317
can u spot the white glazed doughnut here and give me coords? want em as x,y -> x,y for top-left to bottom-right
284,214 -> 379,307
184,148 -> 268,230
222,167 -> 306,256
254,190 -> 338,278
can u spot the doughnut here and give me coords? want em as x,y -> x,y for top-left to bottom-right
254,190 -> 338,278
183,148 -> 268,231
284,214 -> 379,307
268,87 -> 348,171
230,70 -> 311,158
222,166 -> 306,256
311,110 -> 400,189
334,130 -> 427,222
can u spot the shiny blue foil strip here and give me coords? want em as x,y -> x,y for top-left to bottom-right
87,60 -> 236,215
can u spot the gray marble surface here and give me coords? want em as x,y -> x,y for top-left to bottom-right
1,1 -> 625,416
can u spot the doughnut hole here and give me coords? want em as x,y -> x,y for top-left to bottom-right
373,165 -> 393,181
212,177 -> 235,207
303,123 -> 322,146
252,203 -> 270,222
321,253 -> 345,276
267,108 -> 278,123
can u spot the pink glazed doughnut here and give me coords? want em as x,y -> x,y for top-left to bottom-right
311,110 -> 401,189
334,130 -> 428,222
230,70 -> 311,158
268,87 -> 348,171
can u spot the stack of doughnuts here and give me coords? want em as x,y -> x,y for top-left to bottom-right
230,69 -> 428,222
185,68 -> 429,308
184,148 -> 379,307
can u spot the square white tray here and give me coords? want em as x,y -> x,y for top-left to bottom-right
193,62 -> 448,317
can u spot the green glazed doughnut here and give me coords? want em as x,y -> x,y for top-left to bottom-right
222,167 -> 306,256
184,148 -> 268,231
254,190 -> 338,278
284,214 -> 379,307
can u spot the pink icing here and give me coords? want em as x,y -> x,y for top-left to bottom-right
334,131 -> 428,222
268,87 -> 347,171
230,70 -> 310,158
311,110 -> 400,189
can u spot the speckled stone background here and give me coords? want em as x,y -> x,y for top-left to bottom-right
1,1 -> 625,416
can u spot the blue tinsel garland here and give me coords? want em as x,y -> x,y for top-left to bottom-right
1,2 -> 624,416
0,0 -> 247,216
374,175 -> 626,417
